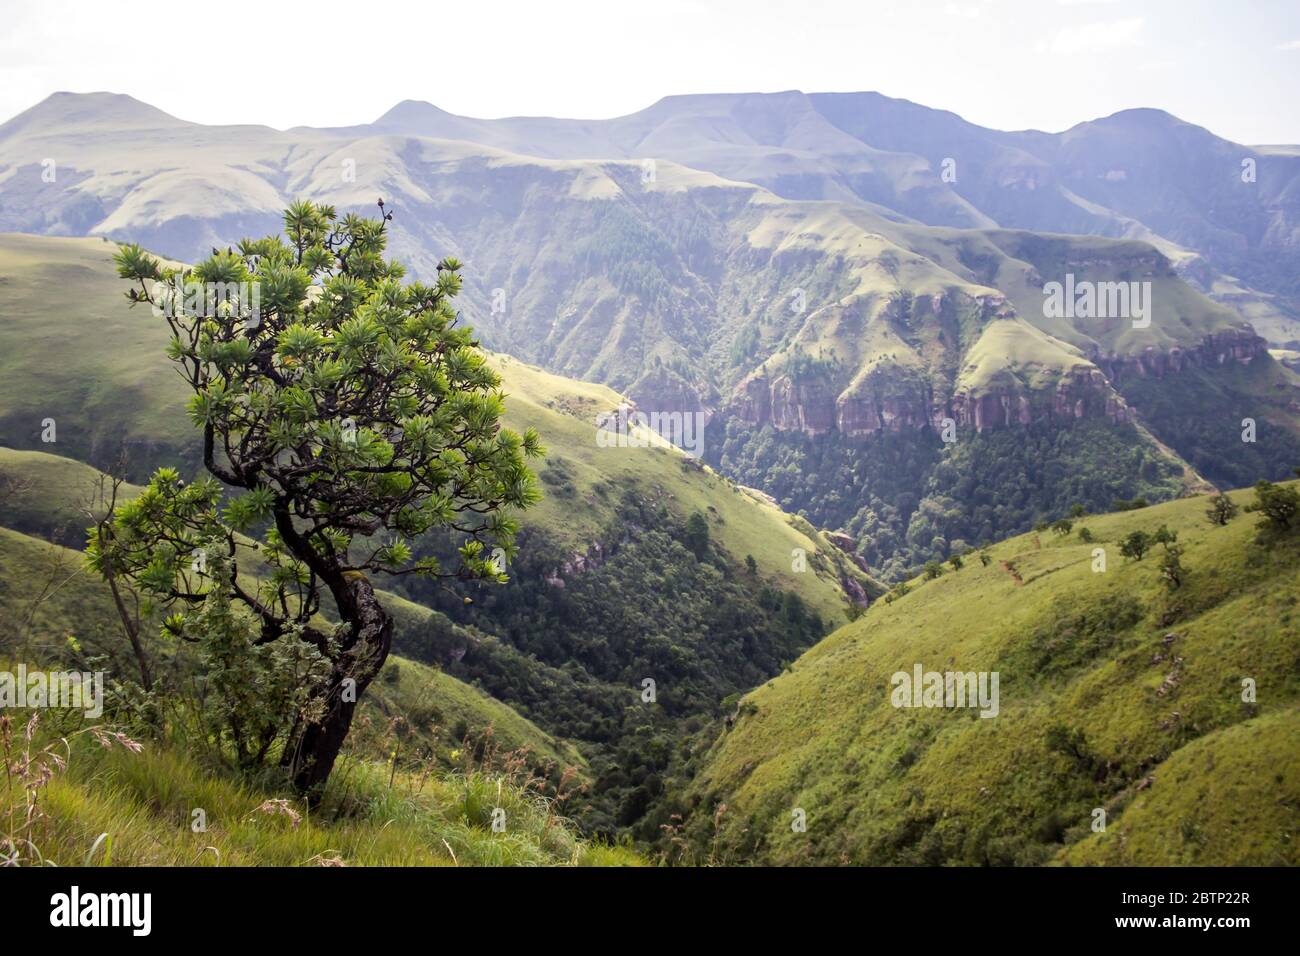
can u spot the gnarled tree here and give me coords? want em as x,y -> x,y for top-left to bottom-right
94,201 -> 541,798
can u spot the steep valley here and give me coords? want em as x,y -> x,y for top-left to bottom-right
1,83 -> 1299,867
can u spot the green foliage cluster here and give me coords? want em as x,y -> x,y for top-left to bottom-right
99,202 -> 541,795
1246,477 -> 1300,533
1111,496 -> 1150,511
1205,493 -> 1239,526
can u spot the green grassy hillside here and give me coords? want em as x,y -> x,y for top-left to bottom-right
681,484 -> 1300,865
2,720 -> 638,867
0,522 -> 576,775
0,514 -> 647,865
0,235 -> 193,472
0,234 -> 871,622
0,446 -> 144,546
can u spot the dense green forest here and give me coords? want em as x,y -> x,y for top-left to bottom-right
387,484 -> 826,837
1118,365 -> 1300,491
709,417 -> 1188,580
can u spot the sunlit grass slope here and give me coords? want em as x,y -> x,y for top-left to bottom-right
4,734 -> 639,867
0,523 -> 576,776
685,484 -> 1300,865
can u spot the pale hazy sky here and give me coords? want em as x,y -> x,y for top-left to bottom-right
3,0 -> 1298,143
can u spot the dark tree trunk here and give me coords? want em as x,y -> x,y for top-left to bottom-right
283,572 -> 393,804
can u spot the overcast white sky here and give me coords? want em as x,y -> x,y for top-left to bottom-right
2,0 -> 1298,143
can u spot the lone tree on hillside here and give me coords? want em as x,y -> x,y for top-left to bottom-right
1245,478 -> 1300,533
94,201 -> 541,799
1205,493 -> 1238,526
684,511 -> 710,560
1159,544 -> 1186,590
1119,529 -> 1152,561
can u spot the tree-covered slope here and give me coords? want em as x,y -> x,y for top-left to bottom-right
711,417 -> 1193,582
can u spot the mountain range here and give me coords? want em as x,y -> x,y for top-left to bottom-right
2,89 -> 1299,580
1,88 -> 1298,863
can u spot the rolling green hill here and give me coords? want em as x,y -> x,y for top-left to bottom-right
0,235 -> 193,474
0,235 -> 873,622
0,522 -> 577,774
680,484 -> 1300,865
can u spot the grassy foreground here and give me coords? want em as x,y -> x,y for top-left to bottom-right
0,514 -> 636,866
3,723 -> 641,867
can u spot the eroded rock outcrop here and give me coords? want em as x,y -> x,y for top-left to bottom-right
735,364 -> 1128,436
731,330 -> 1267,438
734,373 -> 839,435
841,574 -> 872,608
545,541 -> 608,588
1088,328 -> 1267,383
948,367 -> 1130,430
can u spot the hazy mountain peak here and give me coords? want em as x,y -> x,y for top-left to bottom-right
1092,106 -> 1182,126
373,99 -> 457,127
0,90 -> 189,137
636,89 -> 815,121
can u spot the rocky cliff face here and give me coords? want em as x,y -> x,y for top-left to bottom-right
949,367 -> 1132,431
734,363 -> 1132,437
836,389 -> 938,437
730,332 -> 1267,438
738,367 -> 939,438
1088,328 -> 1269,384
734,374 -> 841,435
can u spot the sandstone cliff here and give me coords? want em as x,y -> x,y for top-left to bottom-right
730,329 -> 1267,438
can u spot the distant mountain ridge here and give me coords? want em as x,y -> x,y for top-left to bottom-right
362,89 -> 1300,348
3,89 -> 1298,346
2,90 -> 1299,578
0,91 -> 1281,396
